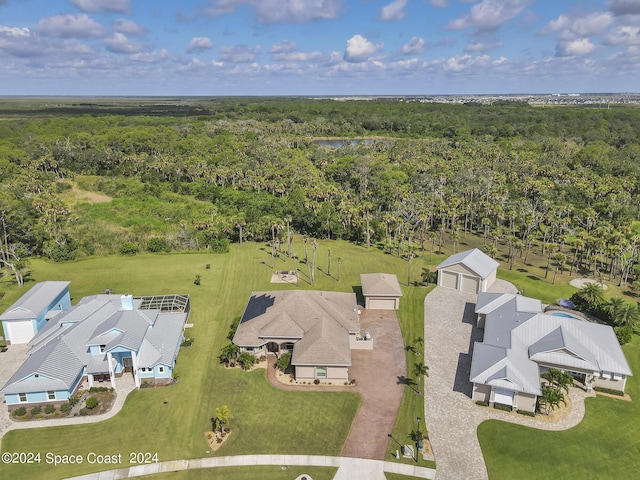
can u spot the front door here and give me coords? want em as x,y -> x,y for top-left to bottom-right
123,357 -> 133,372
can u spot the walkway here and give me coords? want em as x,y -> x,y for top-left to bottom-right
0,346 -> 136,441
423,283 -> 595,480
66,454 -> 436,480
266,308 -> 407,460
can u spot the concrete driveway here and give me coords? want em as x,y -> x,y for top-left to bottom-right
423,282 -> 594,480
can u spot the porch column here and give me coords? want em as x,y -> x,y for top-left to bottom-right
107,352 -> 116,389
88,374 -> 94,388
489,387 -> 495,407
131,351 -> 140,389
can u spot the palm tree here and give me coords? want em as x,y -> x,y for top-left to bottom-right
413,362 -> 429,394
538,386 -> 566,415
541,368 -> 573,394
606,297 -> 640,328
215,405 -> 233,435
575,282 -> 606,310
413,336 -> 424,355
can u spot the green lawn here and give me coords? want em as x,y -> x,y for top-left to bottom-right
478,337 -> 640,480
139,466 -> 338,480
2,241 -> 392,479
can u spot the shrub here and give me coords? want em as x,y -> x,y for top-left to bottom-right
13,407 -> 27,417
475,400 -> 489,407
85,397 -> 99,409
147,237 -> 171,253
210,238 -> 229,253
119,241 -> 139,255
237,352 -> 257,370
60,403 -> 72,413
314,379 -> 321,385
276,351 -> 292,372
614,326 -> 634,345
68,397 -> 79,407
30,405 -> 42,415
44,404 -> 56,414
194,274 -> 201,286
181,338 -> 194,347
494,403 -> 512,412
594,386 -> 625,397
89,387 -> 111,393
517,409 -> 536,417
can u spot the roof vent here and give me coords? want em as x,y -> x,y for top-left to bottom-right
121,294 -> 134,311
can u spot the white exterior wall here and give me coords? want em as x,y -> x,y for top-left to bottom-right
294,365 -> 349,382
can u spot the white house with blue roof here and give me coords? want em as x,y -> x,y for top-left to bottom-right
0,281 -> 71,344
1,290 -> 189,411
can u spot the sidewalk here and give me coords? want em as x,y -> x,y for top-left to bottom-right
66,454 -> 436,480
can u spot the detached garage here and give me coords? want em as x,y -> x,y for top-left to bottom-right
0,281 -> 70,345
437,249 -> 499,294
360,273 -> 402,310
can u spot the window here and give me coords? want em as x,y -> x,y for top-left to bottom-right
315,367 -> 327,378
158,366 -> 165,374
99,345 -> 106,353
245,347 -> 254,352
47,391 -> 56,400
19,393 -> 27,402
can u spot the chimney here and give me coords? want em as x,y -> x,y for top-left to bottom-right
121,294 -> 134,311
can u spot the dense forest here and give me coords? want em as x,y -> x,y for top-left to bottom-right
1,97 -> 640,290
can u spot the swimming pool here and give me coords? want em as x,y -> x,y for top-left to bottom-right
551,312 -> 583,321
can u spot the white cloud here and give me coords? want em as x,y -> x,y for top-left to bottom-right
447,0 -> 532,32
0,25 -> 96,60
187,36 -> 214,53
219,44 -> 260,63
269,40 -> 297,54
112,19 -> 147,37
104,32 -> 145,54
464,41 -> 503,52
603,25 -> 640,45
381,0 -> 407,21
204,0 -> 342,24
71,0 -> 129,13
556,38 -> 596,57
399,36 -> 426,55
131,49 -> 172,63
541,12 -> 612,39
38,14 -> 107,39
344,34 -> 383,62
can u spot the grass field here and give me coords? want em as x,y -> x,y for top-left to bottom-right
0,239 -> 430,479
478,336 -> 640,480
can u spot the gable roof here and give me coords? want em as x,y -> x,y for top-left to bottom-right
360,273 -> 403,297
233,290 -> 359,366
0,281 -> 69,321
470,293 -> 632,395
1,293 -> 188,395
437,249 -> 499,279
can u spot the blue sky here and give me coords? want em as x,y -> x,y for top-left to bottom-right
0,0 -> 639,95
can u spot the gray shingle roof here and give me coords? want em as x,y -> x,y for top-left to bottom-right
1,294 -> 187,395
0,281 -> 69,321
233,290 -> 359,366
360,273 -> 403,297
437,249 -> 499,279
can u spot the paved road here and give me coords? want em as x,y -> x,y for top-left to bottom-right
423,282 -> 595,480
65,454 -> 436,480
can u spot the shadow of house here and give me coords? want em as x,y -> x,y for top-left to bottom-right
352,286 -> 364,306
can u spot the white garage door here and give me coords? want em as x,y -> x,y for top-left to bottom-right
440,270 -> 458,289
368,298 -> 396,310
460,275 -> 480,293
494,388 -> 514,406
6,320 -> 36,344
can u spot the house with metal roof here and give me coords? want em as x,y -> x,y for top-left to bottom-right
360,273 -> 402,310
233,290 -> 367,383
437,249 -> 499,294
1,292 -> 189,411
470,292 -> 632,412
0,281 -> 71,345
